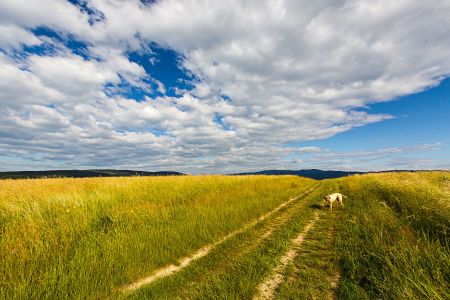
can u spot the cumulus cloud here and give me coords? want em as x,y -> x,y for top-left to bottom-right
0,24 -> 41,50
0,0 -> 90,35
0,0 -> 449,172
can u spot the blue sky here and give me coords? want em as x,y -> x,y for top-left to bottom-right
298,78 -> 450,150
292,78 -> 450,170
0,0 -> 449,173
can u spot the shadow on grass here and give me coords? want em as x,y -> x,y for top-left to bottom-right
309,204 -> 324,210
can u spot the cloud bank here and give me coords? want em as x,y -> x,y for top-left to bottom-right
0,0 -> 449,172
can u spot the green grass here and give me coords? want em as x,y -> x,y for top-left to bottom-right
122,183 -> 326,299
0,175 -> 315,299
276,181 -> 342,299
1,172 -> 449,299
334,172 -> 450,299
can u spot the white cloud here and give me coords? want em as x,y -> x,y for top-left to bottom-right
297,147 -> 322,153
0,0 -> 449,172
0,0 -> 90,35
0,54 -> 62,107
28,54 -> 119,97
0,24 -> 41,50
293,143 -> 445,171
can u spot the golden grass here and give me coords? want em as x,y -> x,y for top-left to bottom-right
0,175 -> 314,299
2,172 -> 448,299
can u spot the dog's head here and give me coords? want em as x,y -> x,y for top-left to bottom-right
323,195 -> 330,202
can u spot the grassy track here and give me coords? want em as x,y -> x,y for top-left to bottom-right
276,182 -> 342,299
1,172 -> 449,299
119,184 -> 319,294
122,183 -> 325,299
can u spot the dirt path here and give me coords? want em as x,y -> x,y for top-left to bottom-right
120,184 -> 319,293
254,211 -> 320,300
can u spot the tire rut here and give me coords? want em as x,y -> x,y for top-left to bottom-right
164,184 -> 321,300
328,222 -> 341,300
254,211 -> 320,300
119,184 -> 319,294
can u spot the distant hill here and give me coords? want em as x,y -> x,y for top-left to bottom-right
0,169 -> 184,179
1,168 -> 436,180
234,169 -> 364,180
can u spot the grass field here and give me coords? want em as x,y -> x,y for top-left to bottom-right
0,172 -> 449,299
334,172 -> 450,299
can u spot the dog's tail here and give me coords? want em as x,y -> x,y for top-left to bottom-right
341,194 -> 347,198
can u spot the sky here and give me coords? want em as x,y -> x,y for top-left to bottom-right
0,0 -> 449,173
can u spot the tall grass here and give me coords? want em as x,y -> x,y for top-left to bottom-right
0,175 -> 314,299
125,181 -> 326,299
2,172 -> 448,299
335,172 -> 450,299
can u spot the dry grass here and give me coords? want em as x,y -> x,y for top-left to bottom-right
0,175 -> 314,299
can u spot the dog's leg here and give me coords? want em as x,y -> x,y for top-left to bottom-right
330,202 -> 333,211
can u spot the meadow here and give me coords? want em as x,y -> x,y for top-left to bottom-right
0,172 -> 449,299
0,175 -> 315,299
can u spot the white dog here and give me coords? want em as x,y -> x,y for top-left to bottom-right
323,193 -> 346,211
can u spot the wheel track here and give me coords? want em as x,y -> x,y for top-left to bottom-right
178,183 -> 327,299
272,201 -> 342,300
254,211 -> 321,300
327,216 -> 341,300
168,184 -> 322,300
119,183 -> 320,294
